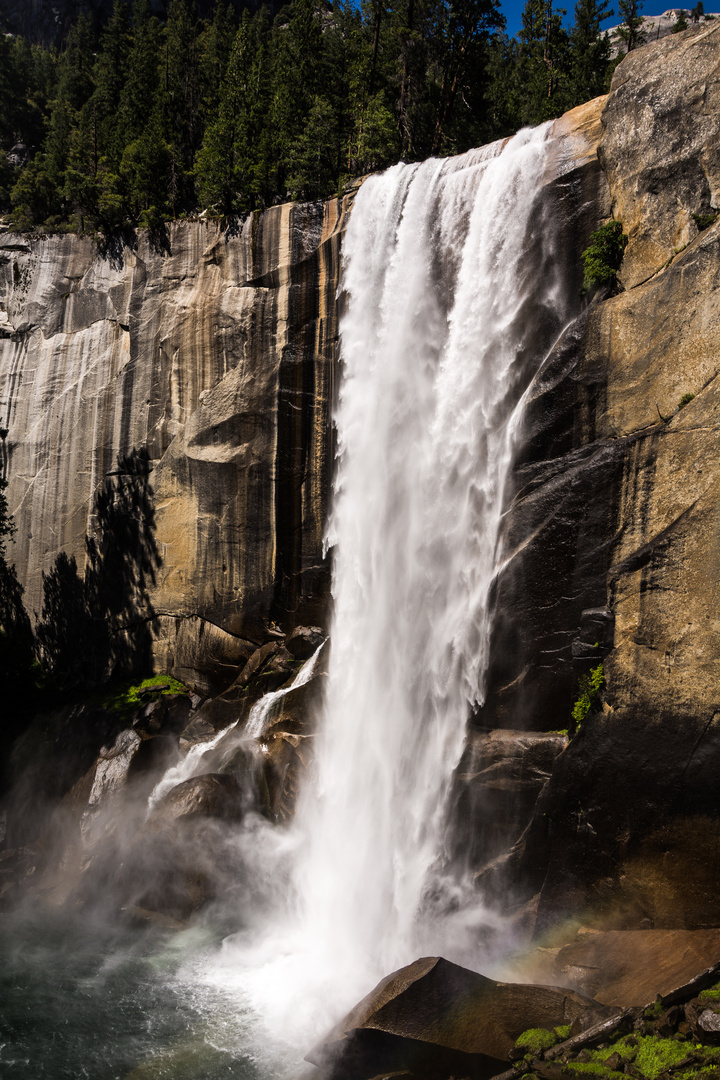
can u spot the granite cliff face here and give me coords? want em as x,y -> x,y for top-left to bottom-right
478,23 -> 720,931
1,25 -> 719,934
0,198 -> 350,693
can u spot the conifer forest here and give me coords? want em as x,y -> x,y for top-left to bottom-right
0,0 -> 620,234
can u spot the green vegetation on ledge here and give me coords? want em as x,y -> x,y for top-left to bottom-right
571,662 -> 604,732
515,1025 -> 573,1058
581,220 -> 629,294
517,1027 -> 720,1080
91,674 -> 190,719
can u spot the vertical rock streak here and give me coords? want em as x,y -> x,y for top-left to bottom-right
290,125 -> 572,1001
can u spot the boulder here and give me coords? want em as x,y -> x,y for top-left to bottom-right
552,929 -> 720,1007
133,693 -> 193,737
306,956 -> 617,1080
150,773 -> 246,823
450,729 -> 568,870
286,626 -> 325,660
78,774 -> 250,921
256,674 -> 326,820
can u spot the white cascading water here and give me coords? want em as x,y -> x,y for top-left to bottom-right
196,122 -> 574,1058
147,646 -> 323,811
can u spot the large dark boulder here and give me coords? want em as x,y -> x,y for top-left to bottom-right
307,956 -> 617,1080
151,772 -> 246,823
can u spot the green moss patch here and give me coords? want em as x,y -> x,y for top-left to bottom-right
515,1027 -> 559,1055
92,675 -> 190,719
589,1038 -> 637,1064
565,1063 -> 626,1080
634,1036 -> 693,1079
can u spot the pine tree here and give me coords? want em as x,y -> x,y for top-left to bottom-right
569,0 -> 613,103
269,0 -> 333,198
428,0 -> 504,155
161,0 -> 202,215
199,0 -> 236,123
26,13 -> 97,227
516,0 -> 570,125
117,0 -> 162,151
616,0 -> 645,51
345,0 -> 399,175
91,0 -> 132,165
195,11 -> 259,214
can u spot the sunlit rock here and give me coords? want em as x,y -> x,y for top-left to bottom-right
307,956 -> 617,1080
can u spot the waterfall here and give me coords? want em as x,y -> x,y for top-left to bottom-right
147,646 -> 323,811
205,122 -> 575,1052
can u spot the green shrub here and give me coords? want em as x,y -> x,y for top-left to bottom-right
571,663 -> 604,729
692,212 -> 718,231
678,392 -> 695,409
581,221 -> 628,293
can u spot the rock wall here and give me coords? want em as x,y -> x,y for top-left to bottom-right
0,198 -> 351,693
478,23 -> 720,932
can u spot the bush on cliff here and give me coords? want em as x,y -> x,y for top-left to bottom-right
581,221 -> 629,293
571,662 -> 604,732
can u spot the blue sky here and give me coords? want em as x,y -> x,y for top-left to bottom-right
499,0 -> 690,37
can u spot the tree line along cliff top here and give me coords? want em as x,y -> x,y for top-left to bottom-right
1,0 -> 691,236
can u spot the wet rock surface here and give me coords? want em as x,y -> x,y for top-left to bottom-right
475,26 -> 720,932
510,930 -> 720,1010
307,956 -> 618,1080
450,730 -> 568,870
151,772 -> 246,823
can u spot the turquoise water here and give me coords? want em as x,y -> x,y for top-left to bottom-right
0,907 -> 280,1080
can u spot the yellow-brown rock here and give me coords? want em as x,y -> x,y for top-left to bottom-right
600,23 -> 720,288
478,27 -> 720,933
0,198 -> 351,690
